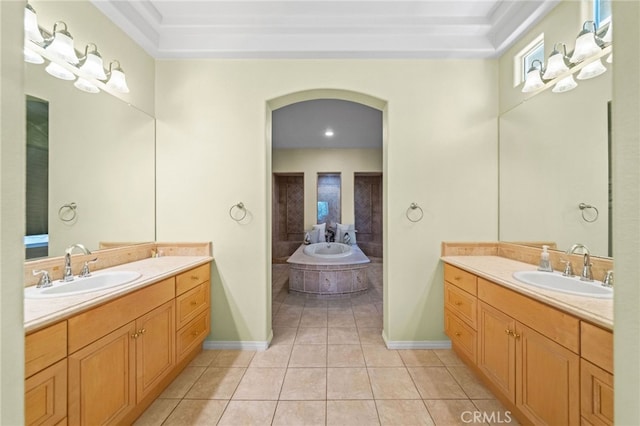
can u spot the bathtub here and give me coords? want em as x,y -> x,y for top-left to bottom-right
287,243 -> 370,295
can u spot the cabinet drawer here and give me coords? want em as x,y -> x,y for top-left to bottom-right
445,308 -> 476,363
444,264 -> 477,295
176,311 -> 210,362
68,278 -> 175,354
478,278 -> 580,353
25,358 -> 67,426
444,282 -> 477,329
176,263 -> 211,296
176,282 -> 210,330
581,322 -> 613,374
581,359 -> 614,426
25,321 -> 67,378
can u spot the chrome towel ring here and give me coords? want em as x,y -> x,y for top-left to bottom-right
406,202 -> 424,223
229,202 -> 247,222
578,203 -> 599,223
58,202 -> 77,222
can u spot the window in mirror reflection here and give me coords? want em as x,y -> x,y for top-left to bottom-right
26,96 -> 49,259
317,173 -> 341,228
595,0 -> 611,27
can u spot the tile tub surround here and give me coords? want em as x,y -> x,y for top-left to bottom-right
24,252 -> 213,332
287,244 -> 370,295
441,255 -> 613,330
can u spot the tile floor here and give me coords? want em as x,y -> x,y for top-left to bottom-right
135,262 -> 517,425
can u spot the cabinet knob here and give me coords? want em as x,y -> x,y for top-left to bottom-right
190,301 -> 198,306
192,330 -> 201,337
513,332 -> 521,339
190,275 -> 199,281
138,328 -> 146,335
454,276 -> 461,281
454,301 -> 462,306
504,329 -> 512,336
455,332 -> 462,337
131,333 -> 139,339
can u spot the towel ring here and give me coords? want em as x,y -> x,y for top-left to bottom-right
229,202 -> 247,222
579,203 -> 599,223
58,202 -> 77,222
406,202 -> 424,223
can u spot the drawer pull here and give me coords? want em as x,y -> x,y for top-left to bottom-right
192,329 -> 201,337
454,276 -> 461,281
190,275 -> 199,281
190,301 -> 198,306
454,301 -> 462,306
455,332 -> 462,337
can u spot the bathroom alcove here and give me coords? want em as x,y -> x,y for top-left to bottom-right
354,173 -> 383,258
272,173 -> 304,262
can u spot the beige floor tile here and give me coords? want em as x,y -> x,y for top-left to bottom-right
375,400 -> 434,426
232,367 -> 286,400
358,328 -> 385,345
280,368 -> 327,400
289,345 -> 327,367
295,327 -> 328,345
133,398 -> 180,426
273,401 -> 326,426
249,344 -> 292,367
423,399 -> 478,426
328,327 -> 360,344
408,367 -> 467,399
328,312 -> 357,327
163,399 -> 228,426
304,299 -> 328,308
274,312 -> 302,328
327,367 -> 373,399
188,350 -> 219,367
184,367 -> 246,399
210,350 -> 255,367
327,345 -> 366,367
272,327 -> 298,346
300,310 -> 328,327
433,349 -> 465,366
278,305 -> 304,316
472,399 -> 520,425
158,366 -> 206,398
448,365 -> 495,399
362,345 -> 404,367
368,367 -> 421,399
326,400 -> 380,426
356,314 -> 383,328
399,350 -> 444,367
327,299 -> 354,310
352,304 -> 379,317
218,400 -> 277,426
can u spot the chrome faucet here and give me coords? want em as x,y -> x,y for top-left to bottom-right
565,244 -> 592,282
63,244 -> 92,282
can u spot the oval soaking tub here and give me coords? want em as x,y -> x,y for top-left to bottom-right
287,243 -> 370,295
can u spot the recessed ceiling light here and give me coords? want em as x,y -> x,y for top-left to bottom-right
324,129 -> 334,137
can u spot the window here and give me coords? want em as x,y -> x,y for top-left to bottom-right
595,0 -> 612,27
514,33 -> 545,87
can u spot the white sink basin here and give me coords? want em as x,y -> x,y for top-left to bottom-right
513,271 -> 613,299
25,271 -> 141,299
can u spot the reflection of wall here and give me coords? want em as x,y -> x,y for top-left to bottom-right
272,174 -> 304,259
354,174 -> 382,257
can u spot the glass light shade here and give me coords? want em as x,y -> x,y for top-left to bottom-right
79,53 -> 107,80
521,68 -> 544,93
552,75 -> 578,93
74,78 -> 100,93
606,53 -> 613,63
542,52 -> 569,79
570,31 -> 602,63
45,28 -> 79,64
24,46 -> 44,64
45,62 -> 76,80
106,69 -> 130,93
24,5 -> 44,43
601,21 -> 612,43
577,59 -> 607,80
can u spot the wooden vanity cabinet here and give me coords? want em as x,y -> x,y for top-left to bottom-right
581,322 -> 614,425
175,264 -> 211,362
444,264 -> 477,362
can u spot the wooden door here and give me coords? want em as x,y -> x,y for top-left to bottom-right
25,359 -> 67,426
477,301 -> 516,402
68,322 -> 137,425
516,322 -> 580,425
136,300 -> 176,403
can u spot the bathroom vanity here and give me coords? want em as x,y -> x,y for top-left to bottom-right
442,250 -> 613,426
24,245 -> 212,426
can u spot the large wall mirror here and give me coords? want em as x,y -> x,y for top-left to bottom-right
25,62 -> 156,259
499,72 -> 612,258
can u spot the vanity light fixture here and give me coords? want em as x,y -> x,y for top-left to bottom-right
106,61 -> 130,93
45,61 -> 76,81
521,59 -> 545,93
552,75 -> 578,93
577,58 -> 607,80
78,44 -> 107,80
74,78 -> 100,94
44,22 -> 79,65
569,21 -> 602,64
542,43 -> 570,80
24,3 -> 44,64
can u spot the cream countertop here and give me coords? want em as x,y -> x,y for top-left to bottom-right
441,255 -> 613,331
24,255 -> 213,333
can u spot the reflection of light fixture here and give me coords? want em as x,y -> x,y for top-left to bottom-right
577,58 -> 607,80
552,75 -> 578,93
606,53 -> 613,63
45,62 -> 76,80
78,44 -> 107,80
24,47 -> 44,64
106,61 -> 130,93
24,3 -> 44,43
521,60 -> 545,93
45,22 -> 79,64
543,43 -> 569,80
601,21 -> 612,44
74,78 -> 100,93
324,129 -> 334,137
570,21 -> 602,64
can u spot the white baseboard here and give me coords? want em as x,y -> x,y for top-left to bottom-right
383,339 -> 452,350
203,340 -> 270,351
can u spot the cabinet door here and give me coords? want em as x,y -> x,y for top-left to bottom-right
68,322 -> 137,426
581,359 -> 614,426
477,302 -> 516,402
136,300 -> 176,403
516,323 -> 580,426
25,359 -> 67,426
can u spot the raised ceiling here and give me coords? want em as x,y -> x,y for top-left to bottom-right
91,0 -> 559,59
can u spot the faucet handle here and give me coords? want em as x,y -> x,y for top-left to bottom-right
79,258 -> 98,278
33,269 -> 52,288
602,270 -> 614,288
561,260 -> 574,276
